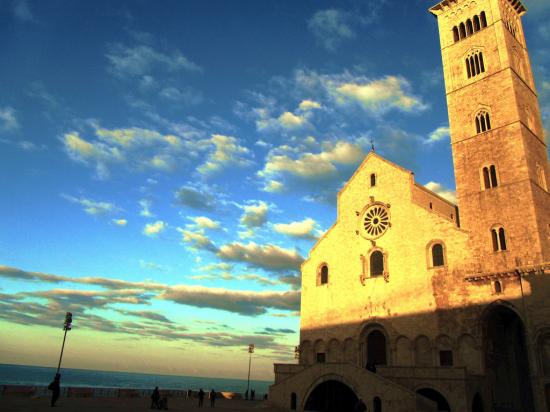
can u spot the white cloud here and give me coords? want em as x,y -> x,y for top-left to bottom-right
159,86 -> 203,105
278,111 -> 307,129
335,76 -> 426,114
178,228 -> 217,252
240,201 -> 269,228
62,194 -> 119,216
188,216 -> 220,230
218,242 -> 304,272
139,199 -> 153,217
308,9 -> 355,51
298,99 -> 322,111
197,134 -> 252,175
112,219 -> 128,226
424,181 -> 457,204
175,185 -> 216,210
143,221 -> 166,237
106,44 -> 201,77
425,126 -> 450,144
263,179 -> 285,193
0,107 -> 19,131
273,218 -> 320,240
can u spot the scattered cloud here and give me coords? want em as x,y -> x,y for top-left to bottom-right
424,181 -> 457,203
159,86 -> 203,106
112,218 -> 128,226
197,134 -> 252,175
277,111 -> 307,129
143,220 -> 167,237
425,126 -> 450,144
0,107 -> 19,131
62,194 -> 119,216
187,216 -> 220,230
174,185 -> 216,211
12,0 -> 33,22
218,242 -> 304,272
178,228 -> 218,252
240,201 -> 269,228
263,179 -> 285,193
308,9 -> 355,51
160,286 -> 300,316
273,218 -> 321,240
298,99 -> 322,111
106,44 -> 201,78
139,199 -> 154,217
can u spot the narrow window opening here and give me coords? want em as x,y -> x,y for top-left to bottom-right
370,173 -> 376,187
453,26 -> 459,42
290,393 -> 297,410
494,280 -> 502,294
480,114 -> 486,132
491,229 -> 499,251
466,59 -> 472,78
485,112 -> 490,129
498,228 -> 507,251
460,23 -> 466,39
439,350 -> 454,366
476,116 -> 481,133
483,167 -> 491,189
319,264 -> 328,285
432,243 -> 445,267
316,352 -> 326,363
475,54 -> 481,76
466,19 -> 474,35
370,251 -> 384,277
480,11 -> 487,28
373,397 -> 382,412
489,165 -> 498,187
474,15 -> 481,31
429,202 -> 433,210
470,56 -> 476,76
479,52 -> 485,72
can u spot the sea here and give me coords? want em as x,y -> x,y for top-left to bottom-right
0,364 -> 272,395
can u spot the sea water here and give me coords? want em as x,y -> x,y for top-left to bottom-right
0,364 -> 272,395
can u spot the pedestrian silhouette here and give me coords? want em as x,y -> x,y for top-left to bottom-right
48,373 -> 61,407
151,386 -> 160,409
198,388 -> 205,407
251,389 -> 255,400
209,389 -> 216,407
245,389 -> 248,400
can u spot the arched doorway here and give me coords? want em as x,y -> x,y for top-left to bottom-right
483,304 -> 534,410
367,330 -> 387,366
417,388 -> 451,411
290,392 -> 297,410
472,393 -> 483,412
304,380 -> 358,412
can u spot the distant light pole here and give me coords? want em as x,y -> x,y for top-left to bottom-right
56,312 -> 73,375
246,343 -> 254,399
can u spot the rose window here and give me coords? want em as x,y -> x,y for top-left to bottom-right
362,205 -> 389,238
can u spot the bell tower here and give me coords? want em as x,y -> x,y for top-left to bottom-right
430,0 -> 550,270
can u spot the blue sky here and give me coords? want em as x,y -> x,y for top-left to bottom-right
1,0 -> 549,380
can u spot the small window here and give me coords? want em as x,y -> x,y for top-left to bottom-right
476,111 -> 491,133
429,202 -> 433,210
316,352 -> 326,363
370,173 -> 376,187
370,251 -> 384,277
480,11 -> 487,28
291,393 -> 297,410
494,280 -> 503,294
474,15 -> 481,31
453,26 -> 459,43
319,264 -> 328,285
466,19 -> 474,35
491,227 -> 507,251
459,23 -> 466,39
374,397 -> 382,412
467,52 -> 486,79
481,164 -> 498,189
439,350 -> 453,366
432,243 -> 445,267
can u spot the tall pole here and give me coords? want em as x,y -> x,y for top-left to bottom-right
56,312 -> 73,375
246,343 -> 254,399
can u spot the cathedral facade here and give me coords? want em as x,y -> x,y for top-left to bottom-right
269,0 -> 550,411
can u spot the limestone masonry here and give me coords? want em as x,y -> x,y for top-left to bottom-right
269,0 -> 550,411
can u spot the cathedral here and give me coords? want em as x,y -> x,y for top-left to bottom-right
269,0 -> 550,411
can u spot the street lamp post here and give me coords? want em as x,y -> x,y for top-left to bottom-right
246,343 -> 254,400
56,312 -> 73,375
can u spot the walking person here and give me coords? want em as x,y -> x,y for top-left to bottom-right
151,386 -> 160,409
48,374 -> 61,407
209,389 -> 216,407
198,388 -> 205,408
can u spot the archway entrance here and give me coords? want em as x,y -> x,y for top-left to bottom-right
484,305 -> 534,411
367,330 -> 387,366
416,388 -> 451,411
304,380 -> 358,412
472,393 -> 483,412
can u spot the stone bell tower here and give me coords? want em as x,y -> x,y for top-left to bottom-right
430,0 -> 550,272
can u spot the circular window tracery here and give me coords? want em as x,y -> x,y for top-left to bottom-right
362,204 -> 389,238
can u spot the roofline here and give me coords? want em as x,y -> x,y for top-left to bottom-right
413,181 -> 457,207
429,0 -> 527,16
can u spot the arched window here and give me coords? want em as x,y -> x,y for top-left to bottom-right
474,15 -> 481,32
476,111 -> 491,133
466,58 -> 472,79
536,162 -> 548,191
467,51 -> 486,79
370,251 -> 384,277
290,393 -> 297,410
373,397 -> 382,412
491,227 -> 507,251
318,264 -> 328,285
367,330 -> 387,366
459,23 -> 467,39
370,173 -> 376,187
494,280 -> 502,294
453,26 -> 459,42
432,243 -> 445,267
482,167 -> 490,189
489,165 -> 497,187
466,19 -> 474,35
480,11 -> 487,28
